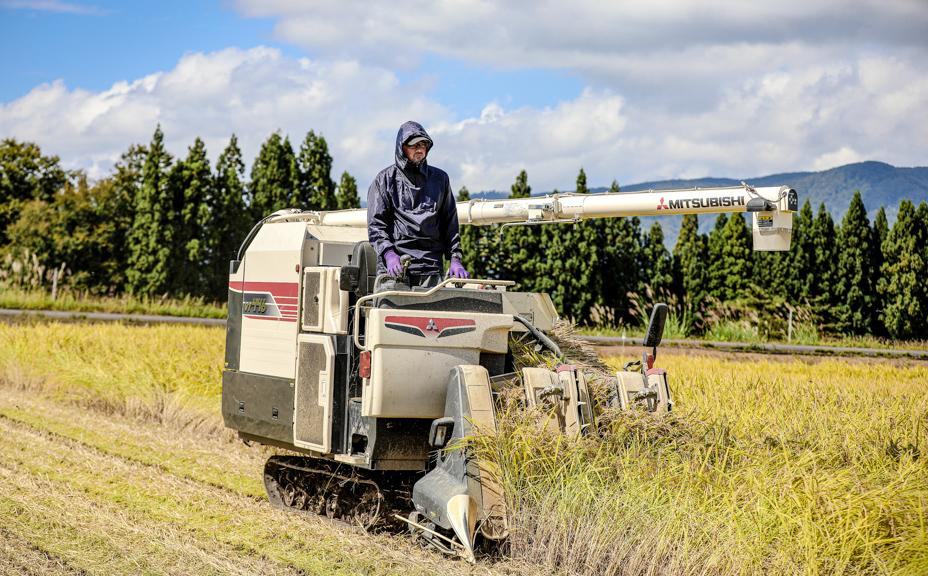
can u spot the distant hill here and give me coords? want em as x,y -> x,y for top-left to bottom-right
466,161 -> 928,246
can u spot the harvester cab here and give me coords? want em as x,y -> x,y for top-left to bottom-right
221,183 -> 797,561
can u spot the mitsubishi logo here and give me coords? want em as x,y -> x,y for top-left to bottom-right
657,197 -> 668,210
426,319 -> 438,332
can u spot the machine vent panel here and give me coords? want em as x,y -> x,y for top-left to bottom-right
302,269 -> 322,331
294,340 -> 329,450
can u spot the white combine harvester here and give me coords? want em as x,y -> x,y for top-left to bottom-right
221,183 -> 797,561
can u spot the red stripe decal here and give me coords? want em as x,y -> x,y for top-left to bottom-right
244,315 -> 297,323
231,281 -> 299,298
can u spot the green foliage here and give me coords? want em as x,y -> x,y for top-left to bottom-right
456,186 -> 499,280
127,126 -> 175,297
878,200 -> 928,339
6,174 -> 133,293
0,139 -> 68,244
208,135 -> 249,300
535,170 -> 602,323
810,203 -> 838,309
640,222 -> 673,297
297,130 -> 336,210
248,132 -> 298,220
673,214 -> 707,316
335,171 -> 360,209
171,138 -> 213,295
2,130 -> 926,342
499,170 -> 537,286
599,180 -> 641,325
706,213 -> 752,300
787,200 -> 815,302
510,169 -> 531,199
834,191 -> 878,334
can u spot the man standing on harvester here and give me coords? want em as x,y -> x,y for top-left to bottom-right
367,121 -> 469,290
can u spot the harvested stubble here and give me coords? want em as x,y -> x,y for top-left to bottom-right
0,323 -> 527,576
1,321 -> 926,575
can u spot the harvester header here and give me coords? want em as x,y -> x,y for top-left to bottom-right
271,183 -> 799,251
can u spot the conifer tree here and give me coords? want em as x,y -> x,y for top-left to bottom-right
706,213 -> 751,300
209,135 -> 249,299
786,200 -> 815,302
706,214 -> 728,299
171,138 -> 212,295
871,206 -> 890,336
127,125 -> 175,297
810,203 -> 838,310
298,130 -> 336,210
599,180 -> 641,324
249,133 -> 299,220
641,222 -> 674,297
499,170 -> 536,286
335,171 -> 360,209
834,191 -> 877,334
456,186 -> 488,279
878,200 -> 928,339
107,145 -> 146,292
673,213 -> 707,313
538,169 -> 600,322
873,207 -> 889,251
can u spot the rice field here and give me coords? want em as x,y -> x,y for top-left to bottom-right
1,321 -> 926,575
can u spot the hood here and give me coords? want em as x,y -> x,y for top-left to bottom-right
394,120 -> 433,172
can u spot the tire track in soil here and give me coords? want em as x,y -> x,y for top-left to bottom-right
0,527 -> 87,576
0,388 -> 529,576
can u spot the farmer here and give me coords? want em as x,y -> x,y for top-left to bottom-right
367,121 -> 469,290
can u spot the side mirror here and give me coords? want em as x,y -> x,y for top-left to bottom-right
644,303 -> 668,348
428,416 -> 455,449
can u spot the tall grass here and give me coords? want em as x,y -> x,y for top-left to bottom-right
0,322 -> 225,434
3,322 -> 926,574
476,354 -> 928,575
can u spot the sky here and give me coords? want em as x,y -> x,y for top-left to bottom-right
1,0 -> 926,193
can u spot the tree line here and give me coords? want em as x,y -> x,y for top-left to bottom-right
458,168 -> 928,341
0,127 -> 359,301
1,132 -> 926,339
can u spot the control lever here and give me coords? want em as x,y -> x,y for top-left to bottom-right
400,254 -> 412,280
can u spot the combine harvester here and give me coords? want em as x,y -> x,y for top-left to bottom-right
221,183 -> 797,561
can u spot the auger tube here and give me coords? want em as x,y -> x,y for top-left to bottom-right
267,183 -> 798,251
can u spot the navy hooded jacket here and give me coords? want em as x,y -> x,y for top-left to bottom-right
367,121 -> 463,276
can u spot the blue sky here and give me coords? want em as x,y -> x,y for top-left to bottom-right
1,2 -> 288,100
1,0 -> 925,191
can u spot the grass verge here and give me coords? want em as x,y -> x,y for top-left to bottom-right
0,287 -> 226,318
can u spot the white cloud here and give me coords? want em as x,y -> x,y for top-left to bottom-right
233,0 -> 928,96
1,46 -> 926,194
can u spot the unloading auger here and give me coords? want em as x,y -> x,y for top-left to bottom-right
221,183 -> 797,562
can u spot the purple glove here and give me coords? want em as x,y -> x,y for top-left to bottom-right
384,250 -> 403,277
449,258 -> 469,279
